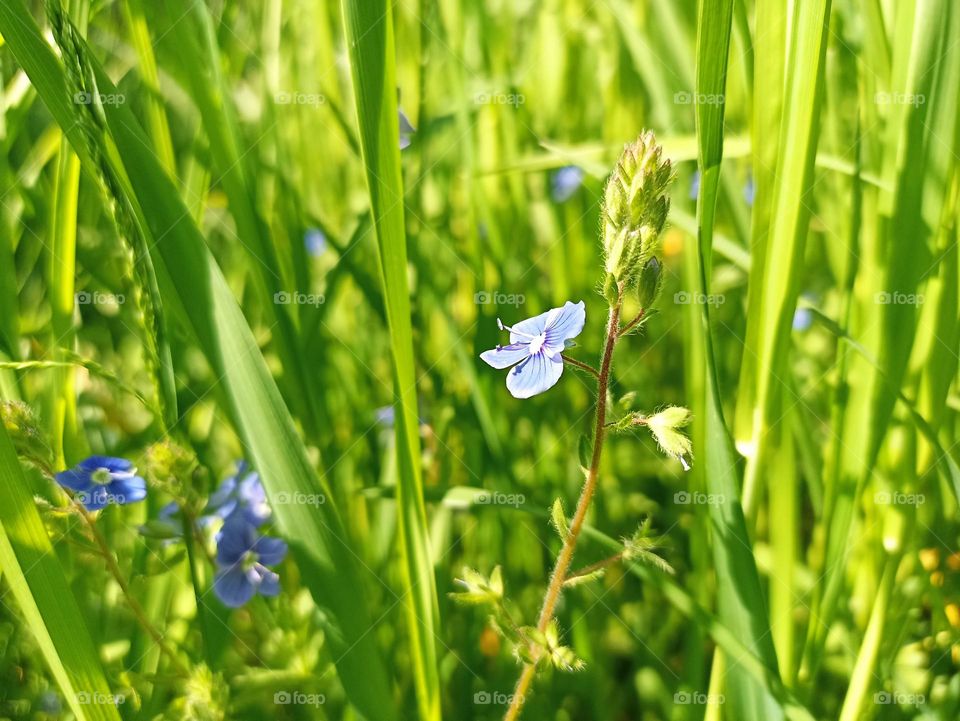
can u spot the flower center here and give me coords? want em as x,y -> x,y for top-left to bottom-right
91,468 -> 113,485
528,332 -> 547,354
241,550 -> 259,571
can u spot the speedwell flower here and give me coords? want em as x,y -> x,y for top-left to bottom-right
399,109 -> 415,149
552,166 -> 584,203
204,461 -> 271,528
213,517 -> 287,608
55,456 -> 147,511
480,301 -> 585,399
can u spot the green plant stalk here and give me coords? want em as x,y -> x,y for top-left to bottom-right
121,0 -> 176,178
339,1 -> 441,719
503,298 -> 622,721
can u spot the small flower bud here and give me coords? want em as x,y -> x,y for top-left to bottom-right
645,406 -> 692,470
637,256 -> 663,309
602,132 -> 674,289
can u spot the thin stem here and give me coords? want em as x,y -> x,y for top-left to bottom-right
74,501 -> 189,675
504,298 -> 622,721
617,309 -> 646,338
564,552 -> 624,585
561,355 -> 600,380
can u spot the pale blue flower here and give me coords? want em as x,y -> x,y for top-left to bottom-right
744,175 -> 756,206
551,166 -> 584,203
204,461 -> 271,528
55,456 -> 147,511
213,517 -> 287,608
793,306 -> 813,331
399,110 -> 415,149
305,228 -> 327,257
689,170 -> 700,200
480,301 -> 586,398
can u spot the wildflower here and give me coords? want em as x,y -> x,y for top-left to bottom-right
213,517 -> 287,607
644,407 -> 693,470
744,175 -> 756,206
55,455 -> 147,511
793,306 -> 813,331
689,170 -> 700,200
304,228 -> 327,257
399,109 -> 415,149
480,301 -> 585,399
551,166 -> 584,203
204,461 -> 271,528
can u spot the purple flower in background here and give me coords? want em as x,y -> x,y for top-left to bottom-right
480,301 -> 585,399
399,110 -> 415,149
213,517 -> 287,608
551,166 -> 584,203
305,228 -> 327,257
55,456 -> 147,511
204,461 -> 271,528
793,306 -> 814,331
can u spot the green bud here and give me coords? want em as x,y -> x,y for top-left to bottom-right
550,498 -> 570,541
645,406 -> 693,470
637,256 -> 664,309
450,566 -> 504,606
602,132 -> 674,288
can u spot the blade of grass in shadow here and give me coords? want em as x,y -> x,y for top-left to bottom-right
694,1 -> 784,719
0,423 -> 121,721
339,2 -> 441,719
0,5 -> 397,719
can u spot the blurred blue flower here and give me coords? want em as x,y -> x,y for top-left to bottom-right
744,175 -> 756,206
793,306 -> 813,331
55,456 -> 147,511
305,228 -> 327,257
204,461 -> 271,528
689,170 -> 700,200
551,166 -> 584,203
399,110 -> 415,149
481,300 -> 586,399
213,517 -> 287,607
375,406 -> 395,426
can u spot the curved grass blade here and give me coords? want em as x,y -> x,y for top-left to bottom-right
694,0 -> 784,719
0,422 -> 121,721
339,2 -> 441,719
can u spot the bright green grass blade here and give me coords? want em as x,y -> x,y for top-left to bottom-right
0,5 -> 397,719
694,1 -> 784,719
340,2 -> 441,719
739,0 -> 832,516
0,423 -> 121,721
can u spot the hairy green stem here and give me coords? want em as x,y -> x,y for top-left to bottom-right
504,298 -> 622,721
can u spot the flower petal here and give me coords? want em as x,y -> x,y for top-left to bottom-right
253,536 -> 288,567
214,566 -> 256,608
216,518 -> 256,564
479,343 -> 530,369
544,301 -> 586,349
254,566 -> 281,597
78,456 -> 133,473
109,475 -> 147,505
506,352 -> 564,399
507,311 -> 550,343
77,485 -> 112,511
55,469 -> 92,492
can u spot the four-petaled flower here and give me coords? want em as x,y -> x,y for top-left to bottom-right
55,456 -> 147,511
204,461 -> 271,528
213,517 -> 288,608
480,301 -> 586,398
